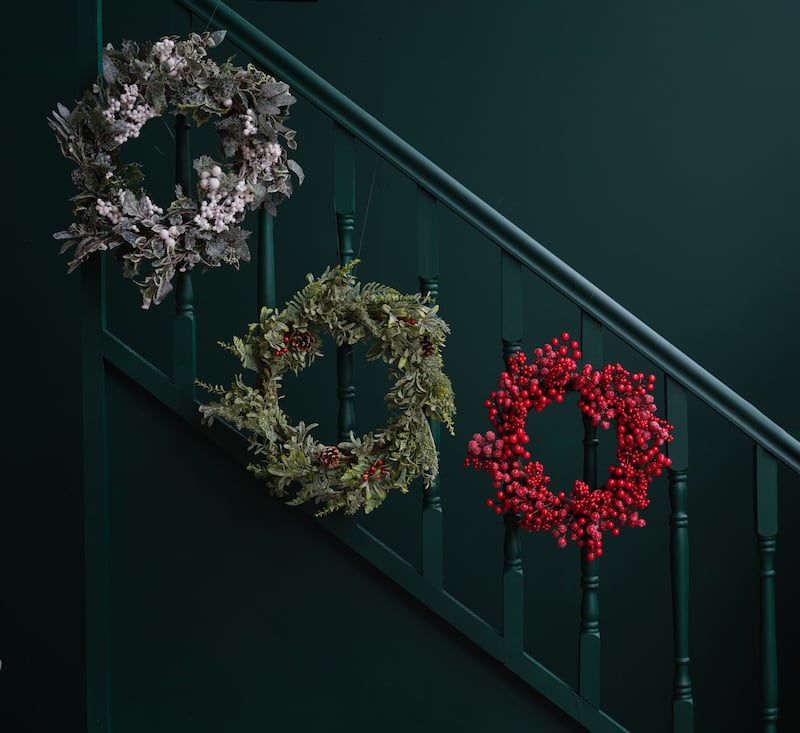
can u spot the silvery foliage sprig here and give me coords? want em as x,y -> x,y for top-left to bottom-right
199,262 -> 457,516
49,31 -> 303,308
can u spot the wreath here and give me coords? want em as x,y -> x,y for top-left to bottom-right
199,262 -> 456,516
465,333 -> 673,560
48,30 -> 303,308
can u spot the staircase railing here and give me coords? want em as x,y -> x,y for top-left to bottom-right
81,1 -> 800,732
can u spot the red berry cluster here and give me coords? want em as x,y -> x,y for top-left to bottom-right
465,333 -> 673,560
273,334 -> 291,357
362,459 -> 386,484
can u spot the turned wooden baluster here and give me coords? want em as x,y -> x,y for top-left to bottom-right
501,251 -> 524,650
665,376 -> 694,732
418,186 -> 443,587
755,444 -> 779,733
257,207 -> 276,313
579,312 -> 602,706
334,123 -> 356,440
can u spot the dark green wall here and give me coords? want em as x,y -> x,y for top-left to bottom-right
4,1 -> 800,732
2,1 -> 89,730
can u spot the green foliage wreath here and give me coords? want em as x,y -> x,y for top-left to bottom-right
199,262 -> 456,516
49,30 -> 303,308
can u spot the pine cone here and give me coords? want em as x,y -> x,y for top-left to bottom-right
421,337 -> 437,357
289,331 -> 315,352
319,446 -> 341,468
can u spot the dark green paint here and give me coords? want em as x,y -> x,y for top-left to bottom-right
580,414 -> 601,707
580,312 -> 603,370
666,377 -> 690,473
257,208 -> 276,312
173,271 -> 196,400
757,533 -> 779,733
501,251 -> 522,359
579,553 -> 601,708
417,186 -> 438,298
334,123 -> 355,221
582,415 -> 599,490
417,185 -> 443,586
335,126 -> 356,440
173,115 -> 196,405
668,466 -> 694,732
81,3 -> 109,730
755,446 -> 779,732
503,513 -> 524,652
578,316 -> 603,710
324,516 -> 627,733
175,113 -> 191,193
335,334 -> 356,441
421,413 -> 443,588
664,378 -> 694,731
756,446 -> 779,538
82,257 -> 112,733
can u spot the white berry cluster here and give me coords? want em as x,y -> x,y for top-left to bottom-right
156,224 -> 181,250
151,37 -> 187,78
103,83 -> 158,145
95,198 -> 122,225
151,38 -> 175,61
95,192 -> 163,227
242,140 -> 284,181
241,108 -> 258,136
193,165 -> 255,233
142,195 -> 163,218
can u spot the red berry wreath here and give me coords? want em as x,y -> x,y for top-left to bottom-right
464,333 -> 673,560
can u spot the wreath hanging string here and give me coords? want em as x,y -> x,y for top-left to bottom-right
199,262 -> 456,516
48,31 -> 303,308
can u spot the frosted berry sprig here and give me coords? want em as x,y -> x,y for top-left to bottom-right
240,140 -> 284,181
465,332 -> 673,560
102,83 -> 158,144
95,192 -> 163,226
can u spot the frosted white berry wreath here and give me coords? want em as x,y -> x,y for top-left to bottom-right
49,30 -> 303,308
199,262 -> 456,516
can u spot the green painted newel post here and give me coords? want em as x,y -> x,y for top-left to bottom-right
334,123 -> 356,441
418,186 -> 443,587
